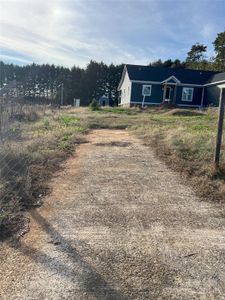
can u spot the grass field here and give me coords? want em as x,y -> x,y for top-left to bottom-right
1,105 -> 224,239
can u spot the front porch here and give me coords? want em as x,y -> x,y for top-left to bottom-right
161,75 -> 180,105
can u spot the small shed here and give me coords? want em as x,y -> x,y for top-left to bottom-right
98,95 -> 109,106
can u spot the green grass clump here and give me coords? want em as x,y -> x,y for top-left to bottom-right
97,107 -> 138,115
59,115 -> 80,126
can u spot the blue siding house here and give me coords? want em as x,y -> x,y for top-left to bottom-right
118,64 -> 225,107
98,94 -> 109,106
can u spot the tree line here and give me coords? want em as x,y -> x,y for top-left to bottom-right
0,61 -> 123,106
0,30 -> 224,106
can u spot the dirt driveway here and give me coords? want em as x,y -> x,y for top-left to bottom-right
1,129 -> 225,299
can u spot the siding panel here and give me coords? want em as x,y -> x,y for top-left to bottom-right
176,86 -> 203,107
131,83 -> 163,104
204,85 -> 221,106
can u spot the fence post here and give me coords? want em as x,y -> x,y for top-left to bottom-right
214,88 -> 225,170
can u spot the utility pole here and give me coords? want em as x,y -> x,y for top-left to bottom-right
214,88 -> 225,170
60,83 -> 64,106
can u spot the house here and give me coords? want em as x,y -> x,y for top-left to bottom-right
118,64 -> 225,107
98,94 -> 109,106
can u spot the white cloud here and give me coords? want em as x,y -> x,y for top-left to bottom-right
0,0 -> 223,67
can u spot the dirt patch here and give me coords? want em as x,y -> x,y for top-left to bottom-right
94,141 -> 131,147
163,108 -> 205,116
0,129 -> 225,299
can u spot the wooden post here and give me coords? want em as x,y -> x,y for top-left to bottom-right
163,83 -> 167,102
214,88 -> 225,170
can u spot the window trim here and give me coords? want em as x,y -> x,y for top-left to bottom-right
142,84 -> 152,96
182,87 -> 194,102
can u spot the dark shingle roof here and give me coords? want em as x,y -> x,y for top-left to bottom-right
207,71 -> 225,84
125,64 -> 219,85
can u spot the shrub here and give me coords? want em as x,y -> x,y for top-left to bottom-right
89,99 -> 100,111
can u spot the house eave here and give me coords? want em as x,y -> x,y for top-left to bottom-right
130,80 -> 203,87
203,80 -> 225,87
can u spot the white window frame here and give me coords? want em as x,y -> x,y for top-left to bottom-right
182,87 -> 194,102
142,84 -> 152,96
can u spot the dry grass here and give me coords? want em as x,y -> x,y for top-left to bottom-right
77,106 -> 225,203
129,108 -> 225,202
0,107 -> 87,240
1,105 -> 225,240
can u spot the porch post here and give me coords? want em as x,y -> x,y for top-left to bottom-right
200,87 -> 205,108
163,83 -> 167,102
173,84 -> 177,105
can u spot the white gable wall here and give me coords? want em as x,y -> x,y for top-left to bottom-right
120,71 -> 131,106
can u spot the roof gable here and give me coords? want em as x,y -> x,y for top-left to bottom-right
162,76 -> 181,84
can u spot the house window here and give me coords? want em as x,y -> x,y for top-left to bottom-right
142,85 -> 152,96
182,87 -> 194,102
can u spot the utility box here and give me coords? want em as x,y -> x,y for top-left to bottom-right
74,99 -> 80,107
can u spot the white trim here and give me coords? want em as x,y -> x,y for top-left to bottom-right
162,75 -> 181,84
162,82 -> 178,86
132,80 -> 162,85
131,79 -> 225,87
131,80 -> 202,87
181,87 -> 194,102
179,83 -> 201,87
130,101 -> 162,105
204,80 -> 225,87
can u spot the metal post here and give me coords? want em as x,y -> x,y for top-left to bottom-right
142,95 -> 146,108
214,88 -> 225,170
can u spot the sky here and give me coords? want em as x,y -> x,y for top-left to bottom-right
0,0 -> 224,68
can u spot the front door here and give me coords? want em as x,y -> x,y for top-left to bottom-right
165,87 -> 171,101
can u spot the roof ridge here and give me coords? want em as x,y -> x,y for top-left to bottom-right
125,64 -> 218,74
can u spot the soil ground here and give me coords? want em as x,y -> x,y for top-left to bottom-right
0,129 -> 225,299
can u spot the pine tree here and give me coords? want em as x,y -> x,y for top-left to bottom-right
213,30 -> 225,71
186,43 -> 207,70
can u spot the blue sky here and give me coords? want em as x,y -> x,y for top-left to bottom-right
0,0 -> 224,67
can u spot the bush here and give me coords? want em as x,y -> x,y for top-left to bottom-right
89,99 -> 100,111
